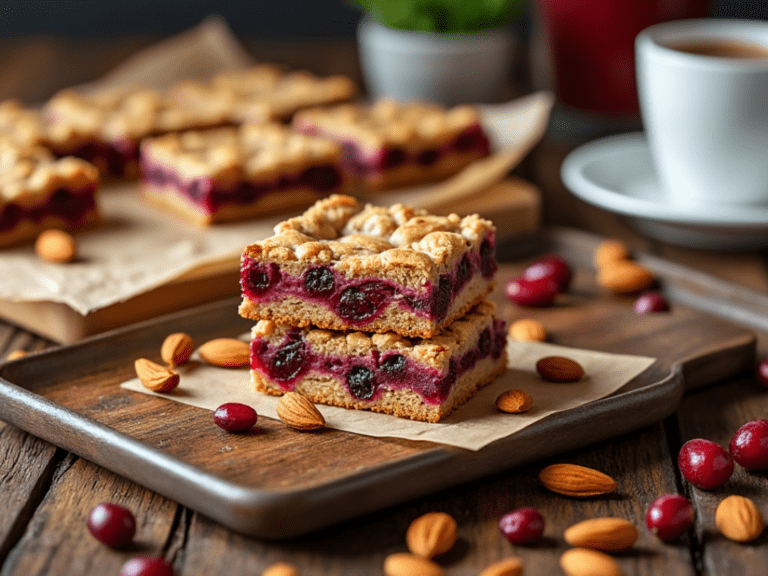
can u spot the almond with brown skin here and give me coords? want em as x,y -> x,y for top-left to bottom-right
564,518 -> 638,552
135,358 -> 180,393
35,229 -> 77,263
496,389 -> 533,413
276,392 -> 325,431
539,464 -> 617,497
161,332 -> 194,368
536,356 -> 584,382
509,319 -> 547,342
560,548 -> 621,576
383,553 -> 444,576
596,260 -> 655,295
198,338 -> 250,367
405,512 -> 457,558
478,557 -> 524,576
716,495 -> 764,542
262,562 -> 299,576
593,239 -> 630,268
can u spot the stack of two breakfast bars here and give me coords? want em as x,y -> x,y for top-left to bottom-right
237,194 -> 507,423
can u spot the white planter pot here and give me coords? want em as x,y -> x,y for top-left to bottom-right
358,18 -> 514,105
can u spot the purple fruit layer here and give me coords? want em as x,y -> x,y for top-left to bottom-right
251,319 -> 506,405
140,158 -> 343,216
55,139 -> 139,180
295,122 -> 490,177
0,187 -> 97,233
241,234 -> 497,325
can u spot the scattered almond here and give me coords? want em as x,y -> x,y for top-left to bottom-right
383,553 -> 444,576
198,338 -> 250,367
596,260 -> 655,295
262,562 -> 299,576
478,557 -> 524,576
564,517 -> 638,552
276,391 -> 325,431
560,547 -> 621,576
496,389 -> 533,413
35,229 -> 77,263
594,239 -> 630,268
716,495 -> 764,542
405,512 -> 457,559
161,332 -> 194,368
536,356 -> 584,382
509,319 -> 547,342
6,350 -> 27,361
539,464 -> 617,497
134,358 -> 180,393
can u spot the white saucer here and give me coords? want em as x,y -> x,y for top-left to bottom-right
561,132 -> 768,250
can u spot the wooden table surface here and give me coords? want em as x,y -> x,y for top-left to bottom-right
2,35 -> 768,576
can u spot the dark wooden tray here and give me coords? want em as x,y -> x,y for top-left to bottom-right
0,228 -> 757,539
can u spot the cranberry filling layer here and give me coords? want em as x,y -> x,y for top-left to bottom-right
57,140 -> 139,179
241,234 -> 497,325
140,158 -> 343,215
0,187 -> 97,233
251,319 -> 506,405
300,123 -> 490,177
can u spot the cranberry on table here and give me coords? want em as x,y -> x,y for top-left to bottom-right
757,358 -> 768,387
214,403 -> 258,432
678,439 -> 734,490
646,494 -> 695,541
498,507 -> 545,544
633,291 -> 670,314
522,255 -> 573,292
729,419 -> 768,470
86,502 -> 136,548
120,556 -> 175,576
505,277 -> 559,308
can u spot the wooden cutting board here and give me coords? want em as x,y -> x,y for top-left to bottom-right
0,228 -> 756,538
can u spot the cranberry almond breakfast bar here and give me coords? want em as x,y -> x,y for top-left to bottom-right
292,99 -> 490,190
140,124 -> 347,225
239,195 -> 498,339
250,300 -> 507,422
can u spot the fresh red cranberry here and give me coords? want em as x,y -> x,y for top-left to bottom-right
729,419 -> 768,470
120,556 -> 175,576
87,503 -> 136,549
522,255 -> 573,292
505,277 -> 559,307
214,403 -> 258,432
633,291 -> 670,314
498,507 -> 545,544
678,439 -> 734,489
757,358 -> 768,387
347,366 -> 376,399
646,494 -> 694,541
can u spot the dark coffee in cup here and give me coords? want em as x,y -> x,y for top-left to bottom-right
665,39 -> 768,58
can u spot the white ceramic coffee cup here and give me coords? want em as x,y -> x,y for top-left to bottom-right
636,19 -> 768,206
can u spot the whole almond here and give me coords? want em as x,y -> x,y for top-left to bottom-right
496,389 -> 533,413
478,557 -> 524,576
198,338 -> 250,367
406,512 -> 457,558
716,495 -> 764,542
509,319 -> 547,342
161,332 -> 194,368
539,464 -> 617,497
35,229 -> 77,263
135,358 -> 180,393
594,239 -> 630,268
276,392 -> 325,431
597,260 -> 655,295
560,548 -> 621,576
536,356 -> 584,382
6,350 -> 27,361
564,518 -> 638,552
262,562 -> 299,576
383,553 -> 444,576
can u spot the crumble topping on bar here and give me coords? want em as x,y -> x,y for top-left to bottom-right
0,101 -> 47,150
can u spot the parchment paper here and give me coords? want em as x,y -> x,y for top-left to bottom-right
0,18 -> 554,316
122,338 -> 655,451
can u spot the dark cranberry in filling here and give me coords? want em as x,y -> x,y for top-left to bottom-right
382,148 -> 406,168
243,262 -> 281,297
453,125 -> 489,153
478,328 -> 492,355
269,337 -> 306,383
335,281 -> 395,322
304,266 -> 335,296
347,365 -> 376,399
480,239 -> 497,278
300,165 -> 342,192
431,274 -> 453,321
491,321 -> 506,359
454,254 -> 472,293
379,354 -> 406,376
417,149 -> 439,166
0,203 -> 22,232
